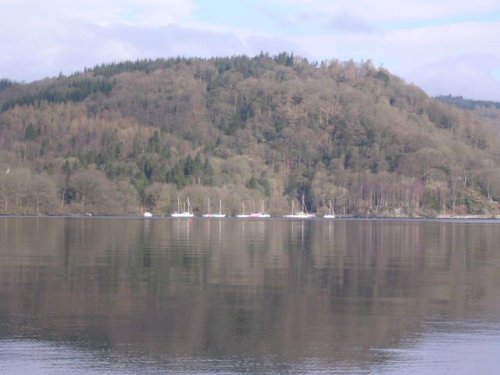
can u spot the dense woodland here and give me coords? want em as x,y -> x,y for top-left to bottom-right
436,94 -> 500,111
0,53 -> 499,216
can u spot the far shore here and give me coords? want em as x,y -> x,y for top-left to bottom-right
1,214 -> 499,221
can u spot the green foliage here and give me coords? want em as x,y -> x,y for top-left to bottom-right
24,123 -> 40,141
274,52 -> 295,67
165,153 -> 214,188
436,95 -> 500,110
0,78 -> 15,92
246,175 -> 259,189
1,78 -> 115,112
426,102 -> 458,129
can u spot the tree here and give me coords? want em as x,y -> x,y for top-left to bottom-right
71,169 -> 110,213
28,174 -> 57,214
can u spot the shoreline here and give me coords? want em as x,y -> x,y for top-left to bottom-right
1,214 -> 499,221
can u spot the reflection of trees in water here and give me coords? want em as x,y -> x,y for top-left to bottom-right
0,218 -> 499,365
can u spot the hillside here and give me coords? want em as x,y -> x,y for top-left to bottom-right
0,53 -> 499,216
435,95 -> 500,111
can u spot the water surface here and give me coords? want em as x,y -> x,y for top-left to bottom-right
1,217 -> 499,374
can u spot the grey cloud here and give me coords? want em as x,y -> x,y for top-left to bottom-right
327,12 -> 377,34
297,10 -> 377,34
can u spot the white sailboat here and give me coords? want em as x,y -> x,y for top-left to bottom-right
236,202 -> 250,218
171,196 -> 194,218
284,195 -> 315,219
249,200 -> 271,218
203,198 -> 226,218
323,200 -> 336,219
202,197 -> 213,218
212,199 -> 226,218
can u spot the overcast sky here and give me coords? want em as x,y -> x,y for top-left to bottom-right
1,0 -> 500,100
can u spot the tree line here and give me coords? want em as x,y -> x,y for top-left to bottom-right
0,53 -> 499,216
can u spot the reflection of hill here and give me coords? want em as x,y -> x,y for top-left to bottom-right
0,218 -> 499,367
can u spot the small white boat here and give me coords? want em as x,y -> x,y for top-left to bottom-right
212,213 -> 226,218
202,198 -> 213,218
323,200 -> 336,219
284,212 -> 315,219
236,202 -> 250,218
284,195 -> 315,219
171,212 -> 194,218
143,211 -> 153,218
249,200 -> 271,218
171,197 -> 194,218
203,198 -> 226,218
249,212 -> 271,218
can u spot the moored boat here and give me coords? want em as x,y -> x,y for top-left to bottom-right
323,200 -> 335,219
249,200 -> 271,218
203,198 -> 226,218
284,195 -> 315,219
171,196 -> 194,218
236,202 -> 250,218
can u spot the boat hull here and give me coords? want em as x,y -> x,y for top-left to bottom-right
203,214 -> 226,218
284,213 -> 315,219
171,212 -> 194,218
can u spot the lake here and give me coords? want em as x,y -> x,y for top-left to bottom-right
1,217 -> 499,374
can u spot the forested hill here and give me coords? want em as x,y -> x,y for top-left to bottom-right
0,53 -> 499,216
435,95 -> 500,111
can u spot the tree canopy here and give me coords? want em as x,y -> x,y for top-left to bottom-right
0,53 -> 499,216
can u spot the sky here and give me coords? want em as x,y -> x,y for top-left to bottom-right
1,0 -> 500,100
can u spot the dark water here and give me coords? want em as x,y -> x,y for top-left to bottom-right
1,217 -> 499,374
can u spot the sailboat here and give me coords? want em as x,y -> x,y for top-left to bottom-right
203,198 -> 226,218
249,200 -> 271,218
212,199 -> 226,218
171,196 -> 194,218
324,200 -> 336,219
202,197 -> 213,218
236,202 -> 250,218
284,195 -> 315,219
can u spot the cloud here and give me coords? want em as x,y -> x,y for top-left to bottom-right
0,0 -> 196,27
327,12 -> 377,33
271,0 -> 500,22
0,0 -> 195,79
295,10 -> 376,34
410,54 -> 500,101
0,14 -> 305,81
1,0 -> 500,101
295,20 -> 500,100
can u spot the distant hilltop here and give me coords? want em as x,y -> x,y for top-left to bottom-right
0,53 -> 499,216
435,94 -> 500,111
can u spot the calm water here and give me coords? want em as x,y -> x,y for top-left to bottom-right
1,217 -> 499,374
